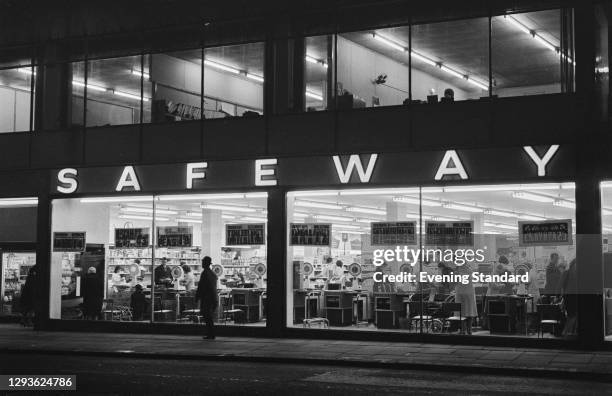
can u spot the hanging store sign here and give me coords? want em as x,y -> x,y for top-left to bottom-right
371,222 -> 417,246
226,224 -> 266,246
52,145 -> 570,194
114,228 -> 149,248
53,232 -> 86,252
157,226 -> 193,248
518,220 -> 573,246
424,221 -> 474,247
290,223 -> 331,246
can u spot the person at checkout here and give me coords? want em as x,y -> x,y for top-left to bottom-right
154,257 -> 173,287
327,260 -> 346,290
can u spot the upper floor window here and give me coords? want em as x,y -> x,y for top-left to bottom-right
0,65 -> 35,133
492,9 -> 571,97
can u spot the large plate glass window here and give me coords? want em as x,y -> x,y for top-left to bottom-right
411,18 -> 489,103
286,182 -> 576,340
152,192 -> 268,326
85,55 -> 144,127
203,42 -> 264,118
0,65 -> 36,133
337,26 -> 410,109
492,9 -> 572,97
50,196 -> 154,321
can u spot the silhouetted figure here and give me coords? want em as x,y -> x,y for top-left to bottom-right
196,256 -> 218,340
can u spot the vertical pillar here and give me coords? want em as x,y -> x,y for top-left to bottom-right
266,188 -> 286,336
35,174 -> 51,329
201,209 -> 222,264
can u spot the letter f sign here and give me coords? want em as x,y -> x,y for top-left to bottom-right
332,154 -> 378,183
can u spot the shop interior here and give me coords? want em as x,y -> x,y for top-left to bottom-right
0,198 -> 38,320
50,193 -> 268,326
287,183 -> 578,338
600,181 -> 612,341
306,9 -> 564,111
59,10 -> 567,126
0,66 -> 34,133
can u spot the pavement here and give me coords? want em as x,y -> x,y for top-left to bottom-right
1,324 -> 612,382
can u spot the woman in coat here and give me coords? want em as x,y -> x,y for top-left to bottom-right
454,262 -> 478,335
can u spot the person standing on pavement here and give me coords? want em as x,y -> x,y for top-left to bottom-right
196,256 -> 218,340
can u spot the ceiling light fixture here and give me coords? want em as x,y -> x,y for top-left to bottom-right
118,214 -> 169,222
120,207 -> 177,215
442,203 -> 484,213
176,217 -> 202,224
81,196 -> 153,203
294,201 -> 344,210
315,214 -> 355,222
0,198 -> 38,206
305,55 -> 328,68
200,203 -> 257,212
511,191 -> 556,203
305,90 -> 324,101
346,207 -> 386,215
552,199 -> 576,209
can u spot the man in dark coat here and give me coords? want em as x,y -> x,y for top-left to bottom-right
196,256 -> 218,339
544,253 -> 562,296
83,267 -> 103,320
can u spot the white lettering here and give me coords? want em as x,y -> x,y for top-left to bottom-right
186,162 -> 207,189
57,168 -> 78,194
255,159 -> 278,186
434,150 -> 468,180
333,154 -> 378,183
115,166 -> 141,192
523,145 -> 559,177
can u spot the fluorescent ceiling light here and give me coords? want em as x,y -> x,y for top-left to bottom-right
601,181 -> 612,188
440,65 -> 465,80
405,213 -> 432,220
512,191 -> 555,203
305,55 -> 328,68
443,183 -> 572,192
81,196 -> 153,203
17,67 -> 35,75
114,90 -> 148,102
517,214 -> 548,221
393,196 -> 442,207
240,216 -> 268,222
431,216 -> 462,222
315,214 -> 355,222
356,218 -> 374,223
204,59 -> 241,74
466,77 -> 489,90
291,191 -> 339,197
340,188 -> 420,196
552,199 -> 575,209
346,207 -> 386,215
201,203 -> 257,212
246,73 -> 264,83
503,15 -> 532,35
305,90 -> 323,101
332,224 -> 361,230
118,214 -> 169,221
484,209 -> 517,218
372,33 -> 406,52
294,201 -> 344,210
120,207 -> 177,215
442,203 -> 483,213
503,15 -> 572,63
292,212 -> 309,218
131,70 -> 150,79
411,50 -> 437,67
0,198 -> 38,206
484,222 -> 516,231
158,192 -> 267,201
603,209 -> 612,216
72,80 -> 107,92
176,217 -> 202,224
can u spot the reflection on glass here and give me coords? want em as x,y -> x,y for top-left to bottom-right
152,193 -> 268,326
337,27 -> 409,108
492,10 -> 566,97
411,18 -> 489,102
50,197 -> 154,321
287,183 -> 575,339
204,42 -> 264,118
71,62 -> 85,127
305,35 -> 333,112
86,55 -> 143,127
146,49 -> 202,124
0,66 -> 34,132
